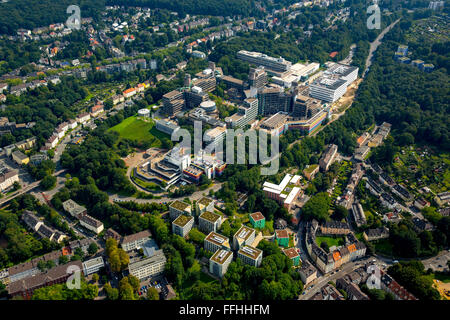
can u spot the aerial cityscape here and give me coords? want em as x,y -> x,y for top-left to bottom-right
0,0 -> 448,309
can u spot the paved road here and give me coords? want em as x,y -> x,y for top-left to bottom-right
109,181 -> 224,204
363,18 -> 401,77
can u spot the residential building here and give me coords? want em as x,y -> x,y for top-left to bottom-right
198,211 -> 222,233
435,191 -> 450,206
195,197 -> 215,215
249,212 -> 265,229
62,199 -> 87,218
392,184 -> 413,201
82,256 -> 104,275
121,230 -> 152,252
7,251 -> 62,284
209,249 -> 233,278
379,270 -> 417,300
204,232 -> 231,253
298,260 -> 317,284
336,277 -> 369,300
172,214 -> 194,237
414,197 -> 430,210
237,245 -> 263,267
45,135 -> 59,149
283,247 -> 300,266
363,227 -> 389,241
233,225 -> 256,250
0,169 -> 19,192
11,150 -> 29,165
275,229 -> 289,247
105,228 -> 122,242
79,214 -> 104,234
248,66 -> 267,89
169,200 -> 192,220
351,202 -> 367,227
8,261 -> 82,300
76,112 -> 91,124
319,144 -> 338,172
22,210 -> 43,232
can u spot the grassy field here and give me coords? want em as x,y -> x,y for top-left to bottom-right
315,235 -> 345,248
109,116 -> 166,147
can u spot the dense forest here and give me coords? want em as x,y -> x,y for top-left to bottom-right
0,0 -> 105,35
0,40 -> 42,75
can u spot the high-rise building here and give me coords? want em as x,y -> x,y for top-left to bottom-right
248,66 -> 267,89
257,84 -> 292,115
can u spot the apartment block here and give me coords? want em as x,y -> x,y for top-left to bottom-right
237,245 -> 263,267
204,232 -> 231,253
209,249 -> 233,278
172,215 -> 194,237
198,211 -> 222,233
169,200 -> 192,220
233,225 -> 256,250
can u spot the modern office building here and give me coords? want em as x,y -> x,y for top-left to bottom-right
204,232 -> 231,253
309,76 -> 348,103
209,249 -> 233,278
257,84 -> 292,115
155,119 -> 180,136
162,89 -> 185,116
169,200 -> 192,220
237,245 -> 263,267
259,111 -> 290,136
237,50 -> 292,73
198,211 -> 222,233
128,249 -> 167,281
82,256 -> 105,275
291,95 -> 322,119
262,174 -> 302,209
248,66 -> 267,89
172,214 -> 194,237
195,197 -> 215,216
233,225 -> 256,250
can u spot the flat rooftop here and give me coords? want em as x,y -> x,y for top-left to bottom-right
197,197 -> 214,207
210,249 -> 233,265
234,225 -> 255,241
170,200 -> 191,211
275,229 -> 289,239
283,247 -> 299,259
250,212 -> 265,221
238,245 -> 262,260
173,214 -> 193,227
199,211 -> 221,223
205,232 -> 229,247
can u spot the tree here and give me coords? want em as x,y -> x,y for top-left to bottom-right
92,273 -> 99,283
104,282 -> 119,300
147,287 -> 159,300
40,175 -> 57,190
88,242 -> 98,255
301,192 -> 331,222
332,205 -> 349,221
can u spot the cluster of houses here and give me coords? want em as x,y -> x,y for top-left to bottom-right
305,220 -> 367,274
394,45 -> 435,72
62,199 -> 104,235
21,210 -> 68,244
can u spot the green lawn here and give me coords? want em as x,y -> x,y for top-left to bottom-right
109,116 -> 166,147
315,236 -> 345,248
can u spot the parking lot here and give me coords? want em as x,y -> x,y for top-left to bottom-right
422,250 -> 450,272
137,276 -> 169,298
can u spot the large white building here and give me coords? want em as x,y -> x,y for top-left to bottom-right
0,169 -> 19,192
309,63 -> 358,103
198,211 -> 222,233
82,256 -> 105,275
237,245 -> 263,267
233,225 -> 256,250
204,232 -> 231,253
128,249 -> 167,281
237,50 -> 292,73
172,215 -> 194,237
262,174 -> 302,209
121,230 -> 152,252
209,249 -> 233,278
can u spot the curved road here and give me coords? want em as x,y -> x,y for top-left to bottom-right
363,18 -> 401,77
